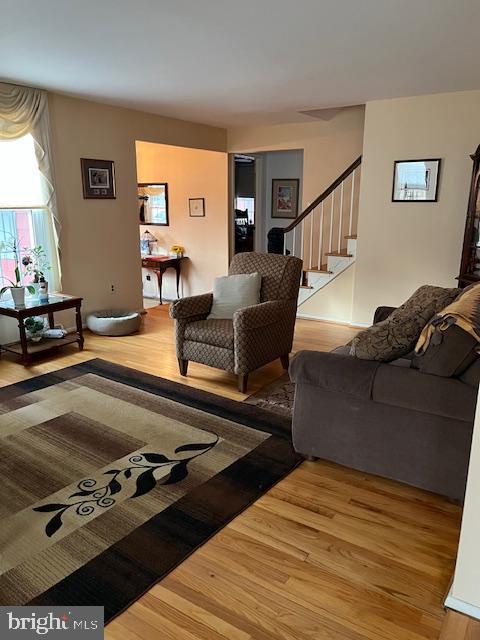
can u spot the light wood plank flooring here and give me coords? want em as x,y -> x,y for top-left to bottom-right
440,611 -> 480,639
0,305 -> 464,639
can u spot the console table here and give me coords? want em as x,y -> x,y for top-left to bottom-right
0,294 -> 84,365
141,255 -> 187,304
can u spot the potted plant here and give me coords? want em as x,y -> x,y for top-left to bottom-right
24,316 -> 45,342
0,238 -> 35,307
22,245 -> 51,297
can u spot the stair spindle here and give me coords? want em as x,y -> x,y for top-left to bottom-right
318,202 -> 324,270
329,191 -> 334,253
338,181 -> 344,252
349,169 -> 355,237
309,210 -> 314,269
300,219 -> 304,261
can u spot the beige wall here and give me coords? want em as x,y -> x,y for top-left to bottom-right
353,90 -> 480,325
298,264 -> 356,324
47,93 -> 225,323
136,141 -> 228,299
228,107 -> 365,212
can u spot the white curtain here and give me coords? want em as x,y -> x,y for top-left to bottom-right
0,82 -> 61,288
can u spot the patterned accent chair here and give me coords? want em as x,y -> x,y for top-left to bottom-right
170,252 -> 302,392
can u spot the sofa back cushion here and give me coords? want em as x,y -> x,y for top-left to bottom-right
412,324 -> 478,377
412,282 -> 480,377
350,285 -> 460,361
460,357 -> 480,387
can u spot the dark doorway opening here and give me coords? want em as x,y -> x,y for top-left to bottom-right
234,155 -> 255,253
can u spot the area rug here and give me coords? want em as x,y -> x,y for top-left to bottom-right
0,359 -> 301,622
244,373 -> 295,417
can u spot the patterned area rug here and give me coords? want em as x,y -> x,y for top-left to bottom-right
0,359 -> 300,621
244,373 -> 295,417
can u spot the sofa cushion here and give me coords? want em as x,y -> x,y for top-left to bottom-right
412,324 -> 478,377
413,282 -> 480,377
350,285 -> 460,362
184,319 -> 234,349
460,357 -> 480,387
208,272 -> 261,319
372,363 -> 476,422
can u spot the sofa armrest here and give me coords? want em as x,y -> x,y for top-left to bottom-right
289,350 -> 380,400
169,293 -> 213,320
373,306 -> 397,324
233,299 -> 290,331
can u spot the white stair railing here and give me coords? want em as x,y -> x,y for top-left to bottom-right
282,157 -> 361,271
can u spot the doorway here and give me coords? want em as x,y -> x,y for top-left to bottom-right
233,155 -> 256,254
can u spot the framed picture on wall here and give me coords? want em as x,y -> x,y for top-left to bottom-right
81,158 -> 116,199
189,197 -> 205,217
138,183 -> 169,225
392,159 -> 441,202
272,179 -> 299,218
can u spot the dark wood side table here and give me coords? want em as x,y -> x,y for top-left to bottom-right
141,255 -> 187,304
0,294 -> 84,365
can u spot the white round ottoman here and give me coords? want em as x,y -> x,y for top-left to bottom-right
86,310 -> 141,336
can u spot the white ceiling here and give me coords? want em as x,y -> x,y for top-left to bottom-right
1,0 -> 479,128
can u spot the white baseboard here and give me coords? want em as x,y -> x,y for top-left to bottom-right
296,312 -> 369,328
445,587 -> 480,621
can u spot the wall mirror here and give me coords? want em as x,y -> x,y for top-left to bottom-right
138,183 -> 169,225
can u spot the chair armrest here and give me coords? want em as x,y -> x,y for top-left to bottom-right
373,306 -> 397,324
233,300 -> 289,331
233,300 -> 297,375
289,350 -> 380,400
169,293 -> 213,320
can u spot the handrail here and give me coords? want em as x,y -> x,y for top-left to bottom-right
284,155 -> 362,233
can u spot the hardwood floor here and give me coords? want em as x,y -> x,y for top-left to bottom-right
0,306 -> 464,639
440,611 -> 480,639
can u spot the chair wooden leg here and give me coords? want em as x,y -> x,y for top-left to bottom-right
280,353 -> 290,370
238,374 -> 248,393
178,359 -> 188,376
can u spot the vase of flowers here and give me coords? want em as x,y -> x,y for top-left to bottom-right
0,239 -> 35,307
170,244 -> 184,258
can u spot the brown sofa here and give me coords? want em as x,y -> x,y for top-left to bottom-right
289,306 -> 478,501
170,252 -> 302,392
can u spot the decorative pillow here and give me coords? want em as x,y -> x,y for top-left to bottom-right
208,272 -> 261,320
350,285 -> 460,361
412,282 -> 480,377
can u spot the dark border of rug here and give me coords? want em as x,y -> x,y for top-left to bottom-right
3,359 -> 302,622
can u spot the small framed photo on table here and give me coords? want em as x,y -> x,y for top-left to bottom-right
189,198 -> 205,217
392,159 -> 441,202
81,158 -> 116,199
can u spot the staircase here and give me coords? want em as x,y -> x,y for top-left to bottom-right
282,156 -> 361,307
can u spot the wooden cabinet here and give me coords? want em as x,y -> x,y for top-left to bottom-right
458,144 -> 480,287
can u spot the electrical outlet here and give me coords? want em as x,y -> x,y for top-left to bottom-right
111,284 -> 115,293
146,275 -> 151,281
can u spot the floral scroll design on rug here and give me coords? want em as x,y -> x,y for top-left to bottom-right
33,436 -> 219,537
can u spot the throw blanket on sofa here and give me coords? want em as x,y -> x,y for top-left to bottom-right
416,284 -> 480,354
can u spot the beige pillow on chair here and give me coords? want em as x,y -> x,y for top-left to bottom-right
208,272 -> 261,320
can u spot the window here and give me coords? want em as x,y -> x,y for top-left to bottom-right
234,196 -> 255,224
0,134 -> 59,290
